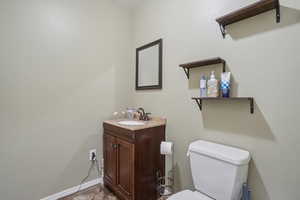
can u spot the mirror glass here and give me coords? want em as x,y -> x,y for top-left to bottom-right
136,39 -> 162,90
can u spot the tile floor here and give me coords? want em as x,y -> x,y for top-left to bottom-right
59,185 -> 117,200
59,184 -> 169,200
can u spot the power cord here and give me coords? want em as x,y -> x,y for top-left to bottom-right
75,156 -> 103,195
76,161 -> 95,193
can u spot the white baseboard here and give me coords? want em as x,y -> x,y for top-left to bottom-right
40,178 -> 103,200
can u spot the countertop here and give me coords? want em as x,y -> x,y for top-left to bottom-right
103,117 -> 166,131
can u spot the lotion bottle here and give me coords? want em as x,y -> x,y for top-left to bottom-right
207,71 -> 219,97
200,75 -> 207,97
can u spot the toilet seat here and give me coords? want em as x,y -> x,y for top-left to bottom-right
167,190 -> 213,200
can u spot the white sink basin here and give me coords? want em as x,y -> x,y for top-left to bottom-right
118,120 -> 145,126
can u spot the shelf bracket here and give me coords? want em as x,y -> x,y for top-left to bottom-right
249,98 -> 254,114
222,61 -> 226,72
193,99 -> 202,111
275,3 -> 280,23
219,24 -> 226,38
183,68 -> 190,79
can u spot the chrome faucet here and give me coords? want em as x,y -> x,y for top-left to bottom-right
137,107 -> 151,121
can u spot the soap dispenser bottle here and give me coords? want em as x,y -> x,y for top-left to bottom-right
200,75 -> 207,97
207,71 -> 219,97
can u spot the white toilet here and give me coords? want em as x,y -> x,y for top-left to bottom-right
168,140 -> 251,200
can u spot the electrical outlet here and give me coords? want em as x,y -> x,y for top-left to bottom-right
89,149 -> 96,161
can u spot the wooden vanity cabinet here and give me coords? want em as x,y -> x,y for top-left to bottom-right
103,122 -> 165,200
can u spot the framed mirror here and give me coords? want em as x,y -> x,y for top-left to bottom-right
136,39 -> 162,90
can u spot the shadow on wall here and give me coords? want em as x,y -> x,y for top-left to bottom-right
226,6 -> 300,40
172,135 -> 273,199
248,161 -> 271,200
201,101 -> 275,141
172,163 -> 182,193
190,61 -> 274,140
184,60 -> 274,198
201,102 -> 275,199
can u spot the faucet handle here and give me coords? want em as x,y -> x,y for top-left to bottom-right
144,112 -> 151,121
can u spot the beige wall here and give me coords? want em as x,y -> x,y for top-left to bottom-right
1,0 -> 300,199
132,0 -> 300,199
0,0 -> 132,199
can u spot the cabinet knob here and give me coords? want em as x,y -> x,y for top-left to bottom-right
112,144 -> 118,149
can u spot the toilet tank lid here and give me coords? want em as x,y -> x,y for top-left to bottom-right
187,140 -> 251,165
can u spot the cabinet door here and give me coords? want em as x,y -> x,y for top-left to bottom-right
116,138 -> 134,199
103,134 -> 117,185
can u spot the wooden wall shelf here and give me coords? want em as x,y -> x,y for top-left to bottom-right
192,97 -> 254,114
216,0 -> 280,38
179,57 -> 226,79
179,59 -> 255,114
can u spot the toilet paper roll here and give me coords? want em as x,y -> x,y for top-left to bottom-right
160,142 -> 173,155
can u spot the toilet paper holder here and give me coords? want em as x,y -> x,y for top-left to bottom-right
156,169 -> 174,197
157,142 -> 175,197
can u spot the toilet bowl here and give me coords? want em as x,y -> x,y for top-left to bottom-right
167,140 -> 251,200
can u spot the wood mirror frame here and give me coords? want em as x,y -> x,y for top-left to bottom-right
135,39 -> 163,90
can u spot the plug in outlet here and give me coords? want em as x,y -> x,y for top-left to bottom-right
89,149 -> 96,161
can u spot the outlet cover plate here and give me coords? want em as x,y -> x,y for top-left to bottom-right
89,149 -> 96,161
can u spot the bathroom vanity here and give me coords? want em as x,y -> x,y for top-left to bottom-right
103,118 -> 166,200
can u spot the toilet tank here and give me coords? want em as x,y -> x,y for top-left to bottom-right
187,140 -> 251,200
